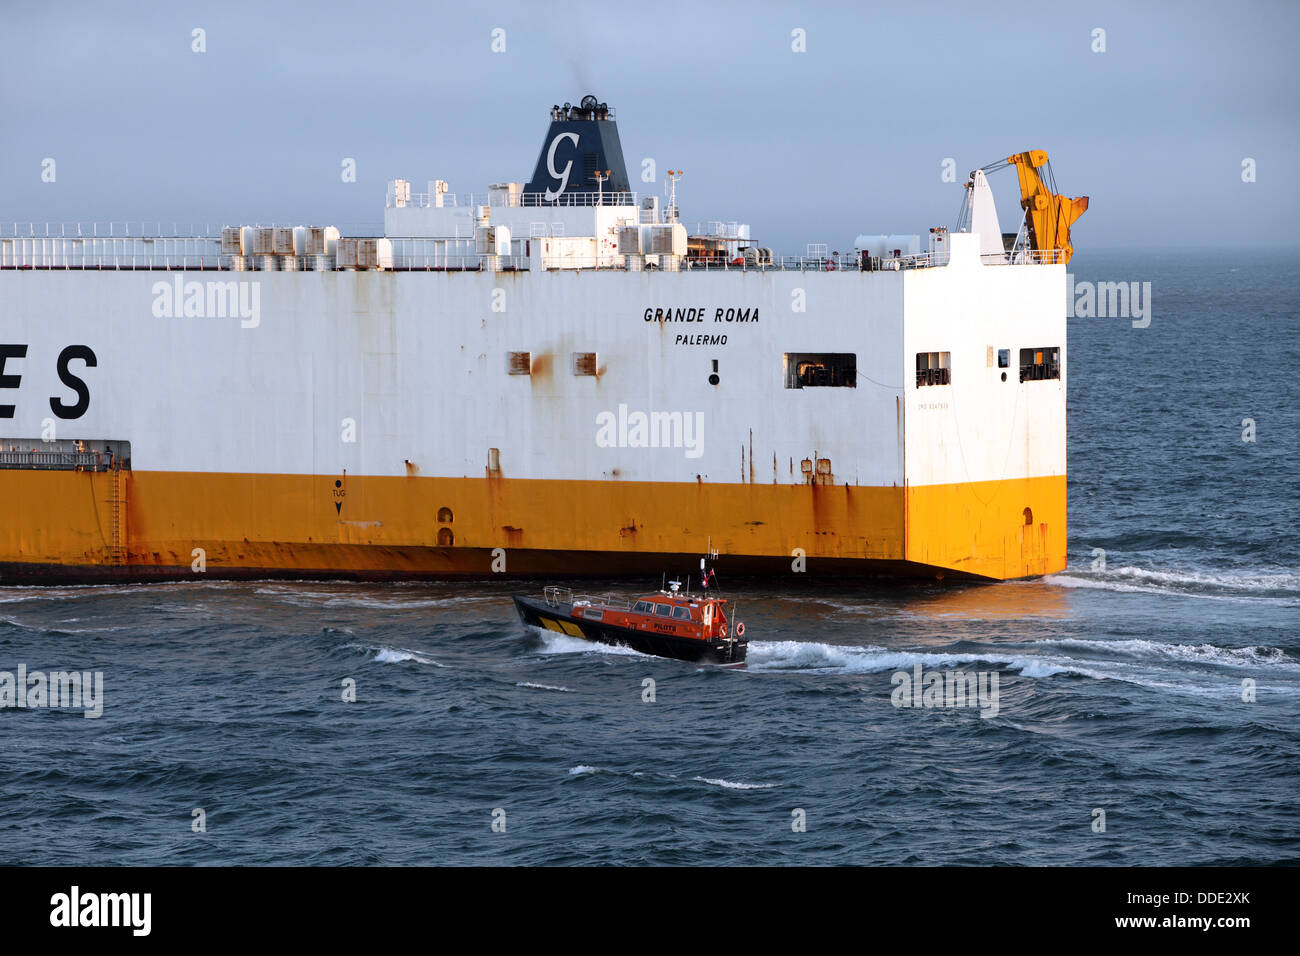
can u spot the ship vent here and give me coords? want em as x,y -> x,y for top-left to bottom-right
572,352 -> 598,376
507,351 -> 532,375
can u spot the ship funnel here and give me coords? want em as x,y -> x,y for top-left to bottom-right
524,95 -> 630,202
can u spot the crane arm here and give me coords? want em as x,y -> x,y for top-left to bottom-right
996,150 -> 1088,264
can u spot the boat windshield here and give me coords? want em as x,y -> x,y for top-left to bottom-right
632,600 -> 653,613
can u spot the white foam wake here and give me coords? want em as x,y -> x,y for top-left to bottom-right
534,631 -> 645,658
1036,637 -> 1297,670
691,776 -> 778,790
1049,564 -> 1300,600
742,639 -> 1292,696
342,643 -> 443,666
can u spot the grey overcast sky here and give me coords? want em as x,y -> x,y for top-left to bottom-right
1,0 -> 1296,251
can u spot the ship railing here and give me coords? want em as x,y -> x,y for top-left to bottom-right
688,220 -> 749,240
388,254 -> 529,271
1006,248 -> 1067,265
543,586 -> 635,611
403,190 -> 639,209
0,222 -> 222,239
0,450 -> 113,471
538,251 -> 951,272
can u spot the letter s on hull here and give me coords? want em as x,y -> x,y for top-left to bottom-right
50,345 -> 97,419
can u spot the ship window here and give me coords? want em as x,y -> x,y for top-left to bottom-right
783,352 -> 857,389
998,348 -> 1010,368
507,352 -> 532,375
437,528 -> 454,546
654,603 -> 673,617
437,507 -> 453,523
1019,346 -> 1061,382
672,606 -> 692,621
572,352 -> 598,376
632,600 -> 653,613
916,351 -> 951,387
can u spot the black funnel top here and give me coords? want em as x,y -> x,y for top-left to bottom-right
524,95 -> 631,201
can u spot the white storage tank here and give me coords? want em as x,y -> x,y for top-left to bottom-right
293,225 -> 340,257
853,233 -> 920,258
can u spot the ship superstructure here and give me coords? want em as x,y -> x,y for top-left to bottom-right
0,95 -> 1082,583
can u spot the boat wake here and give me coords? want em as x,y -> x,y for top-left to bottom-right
744,638 -> 1298,697
1048,564 -> 1300,603
532,630 -> 645,658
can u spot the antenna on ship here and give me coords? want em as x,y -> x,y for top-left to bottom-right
666,170 -> 683,223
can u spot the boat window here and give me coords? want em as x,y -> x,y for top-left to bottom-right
654,604 -> 673,617
632,600 -> 653,613
672,606 -> 692,621
783,352 -> 856,389
1019,346 -> 1061,382
916,351 -> 951,387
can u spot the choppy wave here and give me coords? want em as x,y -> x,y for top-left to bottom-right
341,643 -> 443,666
255,586 -> 490,610
744,639 -> 1291,696
691,776 -> 778,790
1049,565 -> 1300,601
1033,638 -> 1297,670
516,681 -> 572,692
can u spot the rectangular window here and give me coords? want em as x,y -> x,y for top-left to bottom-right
573,352 -> 598,376
1019,346 -> 1061,382
654,604 -> 673,617
672,606 -> 692,621
506,351 -> 532,375
998,348 -> 1010,368
915,351 -> 951,387
783,352 -> 857,389
632,600 -> 653,613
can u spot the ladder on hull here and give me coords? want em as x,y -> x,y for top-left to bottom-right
106,463 -> 126,566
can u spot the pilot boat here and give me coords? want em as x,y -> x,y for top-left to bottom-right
513,561 -> 747,664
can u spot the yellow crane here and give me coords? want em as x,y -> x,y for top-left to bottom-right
980,150 -> 1088,264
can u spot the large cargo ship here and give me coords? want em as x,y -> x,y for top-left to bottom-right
0,96 -> 1085,584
